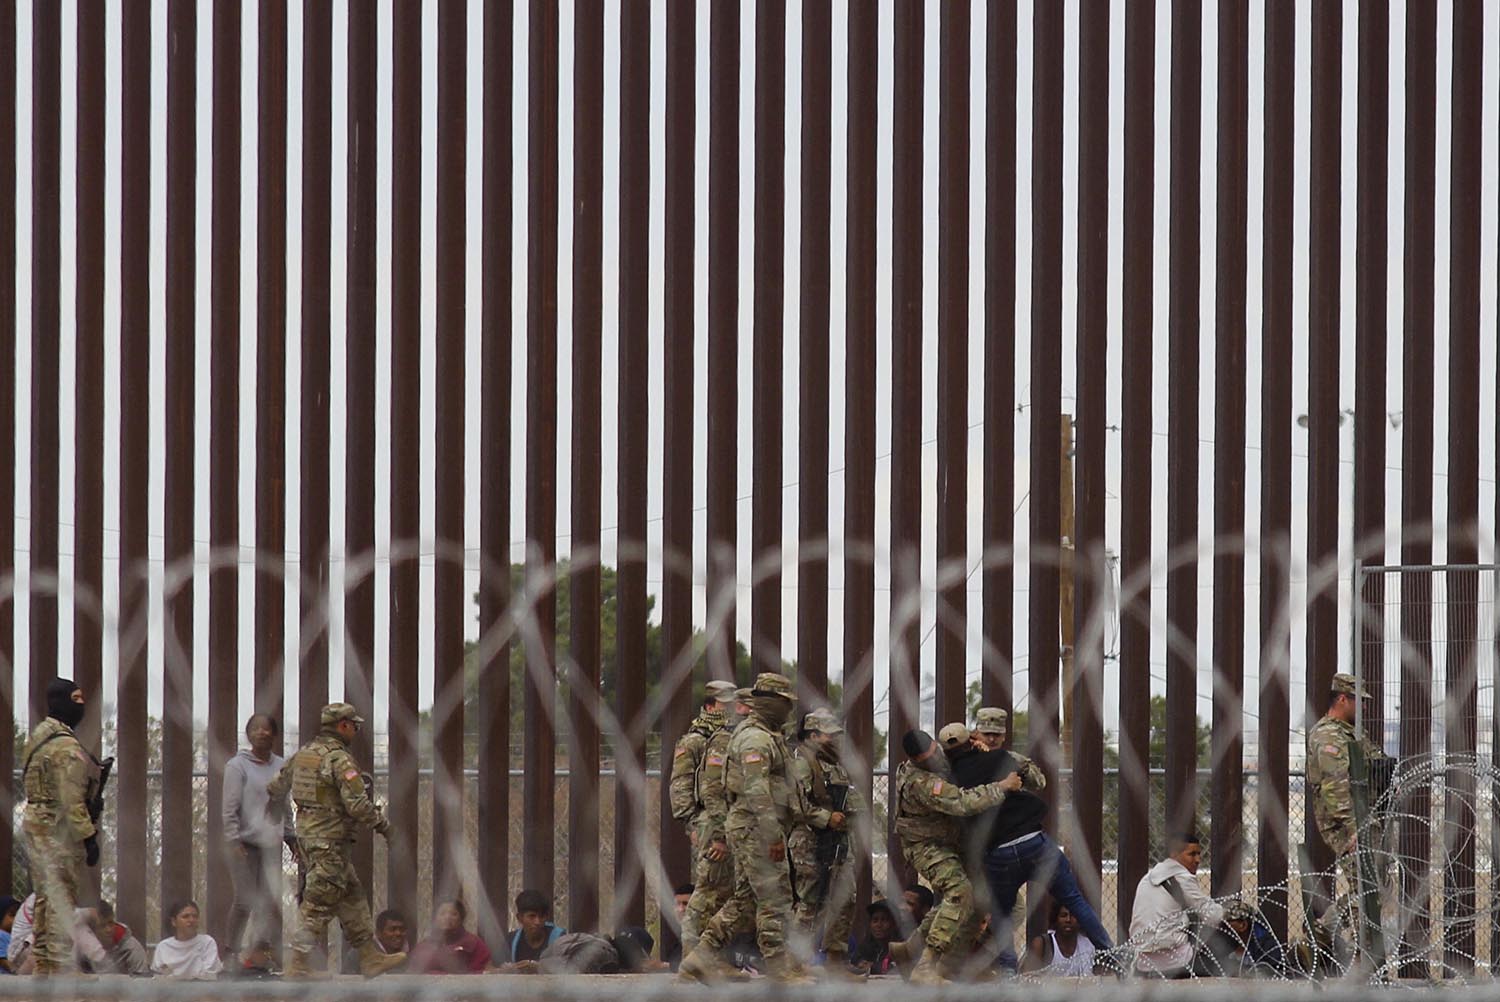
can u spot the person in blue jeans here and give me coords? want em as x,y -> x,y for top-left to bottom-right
948,709 -> 1113,971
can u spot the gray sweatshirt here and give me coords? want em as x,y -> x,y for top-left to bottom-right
223,749 -> 293,848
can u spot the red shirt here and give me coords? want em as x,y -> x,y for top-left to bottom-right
407,930 -> 492,974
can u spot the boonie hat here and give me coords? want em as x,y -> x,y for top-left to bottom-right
751,672 -> 797,702
321,702 -> 365,726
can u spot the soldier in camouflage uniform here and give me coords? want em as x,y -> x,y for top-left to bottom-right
267,703 -> 405,978
668,679 -> 739,956
680,673 -> 837,984
22,678 -> 104,975
894,729 -> 1020,985
787,707 -> 864,975
1306,673 -> 1388,941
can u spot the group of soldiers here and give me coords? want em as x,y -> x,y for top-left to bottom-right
670,672 -> 1044,985
20,679 -> 403,978
18,666 -> 1387,981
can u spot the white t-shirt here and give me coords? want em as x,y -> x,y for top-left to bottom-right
151,934 -> 223,978
1045,931 -> 1097,977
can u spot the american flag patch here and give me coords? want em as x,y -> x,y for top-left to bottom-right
344,769 -> 360,781
675,746 -> 688,757
932,781 -> 944,794
744,752 -> 764,763
708,754 -> 724,766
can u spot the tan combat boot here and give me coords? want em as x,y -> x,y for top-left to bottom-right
359,942 -> 408,978
678,945 -> 736,984
909,951 -> 950,986
764,954 -> 819,985
283,949 -> 328,979
888,927 -> 926,967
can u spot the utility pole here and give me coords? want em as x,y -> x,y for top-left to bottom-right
1059,414 -> 1076,767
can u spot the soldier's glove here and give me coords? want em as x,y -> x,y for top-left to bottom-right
84,835 -> 100,868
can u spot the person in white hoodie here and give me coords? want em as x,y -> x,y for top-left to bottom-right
1128,832 -> 1224,978
222,714 -> 294,959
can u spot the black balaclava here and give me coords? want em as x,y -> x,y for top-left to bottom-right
47,677 -> 85,729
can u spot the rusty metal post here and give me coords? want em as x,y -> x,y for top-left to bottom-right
478,0 -> 515,945
843,0 -> 878,920
706,0 -> 739,683
613,0 -> 648,929
1072,0 -> 1108,909
1256,0 -> 1294,944
161,0 -> 198,925
0,0 -> 15,895
115,0 -> 152,938
568,0 -> 604,932
796,1 -> 831,704
74,0 -> 106,763
659,0 -> 697,936
1027,4 -> 1063,944
1444,1 -> 1483,970
982,0 -> 1016,713
1116,0 -> 1154,938
524,0 -> 560,900
300,0 -> 332,748
433,0 -> 467,906
887,0 -> 922,872
934,0 -> 968,730
388,0 -> 422,919
207,0 -> 242,936
1353,0 -> 1389,747
1164,0 -> 1200,839
1209,0 -> 1247,901
30,0 -> 60,723
256,0 -> 288,745
1305,5 -> 1341,808
344,0 -> 378,902
751,0 -> 784,679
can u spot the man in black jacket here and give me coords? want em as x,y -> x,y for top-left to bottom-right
946,709 -> 1113,971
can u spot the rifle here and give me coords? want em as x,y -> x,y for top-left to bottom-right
808,784 -> 854,907
88,756 -> 115,827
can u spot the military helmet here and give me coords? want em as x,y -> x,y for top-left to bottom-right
974,706 -> 1009,735
321,702 -> 366,726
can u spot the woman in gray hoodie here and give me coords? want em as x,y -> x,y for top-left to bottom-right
222,714 -> 294,959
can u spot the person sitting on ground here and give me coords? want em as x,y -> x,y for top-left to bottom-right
151,900 -> 223,979
7,895 -> 34,974
1198,900 -> 1284,978
407,899 -> 492,974
75,901 -> 149,975
850,900 -> 900,975
538,927 -> 667,974
1129,832 -> 1224,978
343,909 -> 410,975
0,897 -> 18,973
1024,900 -> 1098,976
900,886 -> 934,938
665,883 -> 694,970
500,890 -> 565,971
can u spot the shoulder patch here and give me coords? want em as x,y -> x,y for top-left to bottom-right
1323,745 -> 1339,756
675,746 -> 688,757
344,769 -> 361,781
743,752 -> 764,763
707,754 -> 724,766
931,780 -> 944,795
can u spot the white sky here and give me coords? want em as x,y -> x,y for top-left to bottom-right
6,0 -> 1500,764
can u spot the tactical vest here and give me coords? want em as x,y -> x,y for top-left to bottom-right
289,735 -> 354,839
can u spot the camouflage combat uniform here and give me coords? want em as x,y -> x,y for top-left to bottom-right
1306,675 -> 1388,938
893,759 -> 1011,966
787,711 -> 863,962
670,689 -> 734,955
268,703 -> 394,974
22,718 -> 100,973
686,674 -> 809,980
